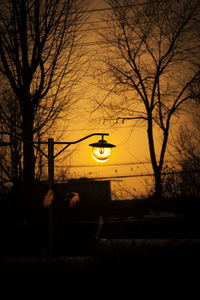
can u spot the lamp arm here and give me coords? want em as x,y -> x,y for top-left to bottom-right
54,133 -> 109,159
1,133 -> 109,159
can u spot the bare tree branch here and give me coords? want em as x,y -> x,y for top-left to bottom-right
0,0 -> 89,187
95,0 -> 200,197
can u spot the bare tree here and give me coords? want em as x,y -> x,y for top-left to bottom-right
94,0 -> 200,198
169,91 -> 200,197
0,0 -> 88,192
0,90 -> 74,190
0,92 -> 22,186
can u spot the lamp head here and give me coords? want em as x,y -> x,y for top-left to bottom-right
89,136 -> 116,162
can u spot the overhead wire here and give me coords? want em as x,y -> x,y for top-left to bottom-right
74,1 -> 164,14
55,160 -> 177,168
55,169 -> 199,181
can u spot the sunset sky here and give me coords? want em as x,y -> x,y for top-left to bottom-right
49,0 -> 193,199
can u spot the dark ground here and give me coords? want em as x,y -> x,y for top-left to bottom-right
1,239 -> 200,296
1,196 -> 200,295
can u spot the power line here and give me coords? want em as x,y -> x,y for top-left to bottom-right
76,2 -> 159,14
75,40 -> 115,47
55,160 -> 176,168
55,162 -> 151,168
54,119 -> 193,133
60,169 -> 200,181
56,174 -> 153,181
87,174 -> 154,180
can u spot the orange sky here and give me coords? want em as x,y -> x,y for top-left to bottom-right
49,0 -> 192,200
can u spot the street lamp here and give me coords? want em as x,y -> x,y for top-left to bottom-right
89,135 -> 116,162
45,133 -> 115,255
1,133 -> 116,256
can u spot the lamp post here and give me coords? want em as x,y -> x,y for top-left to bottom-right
45,133 -> 115,255
1,133 -> 116,256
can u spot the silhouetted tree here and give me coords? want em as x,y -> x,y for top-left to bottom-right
0,93 -> 22,186
170,97 -> 200,197
0,0 -> 88,194
94,0 -> 200,198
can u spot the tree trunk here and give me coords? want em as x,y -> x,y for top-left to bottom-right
154,167 -> 163,199
147,118 -> 163,199
21,104 -> 35,195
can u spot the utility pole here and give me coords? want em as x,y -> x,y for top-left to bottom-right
48,138 -> 54,256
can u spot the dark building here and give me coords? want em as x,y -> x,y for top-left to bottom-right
51,179 -> 111,255
53,178 -> 111,218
